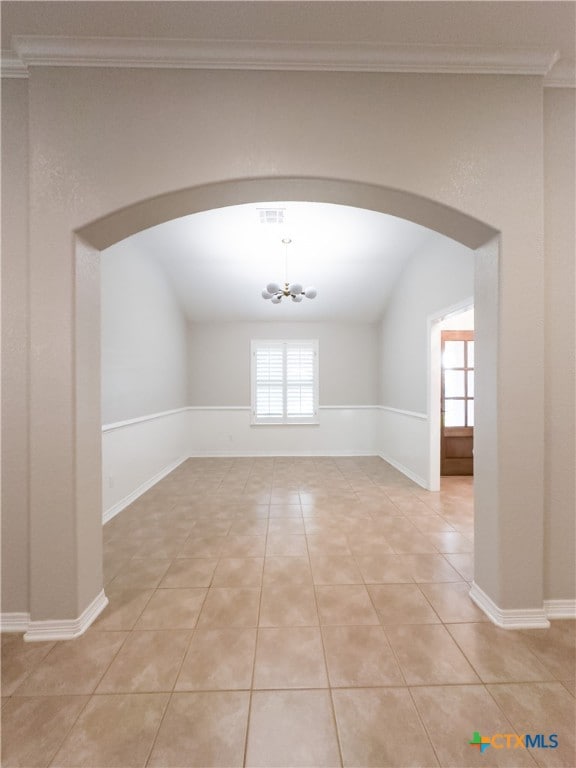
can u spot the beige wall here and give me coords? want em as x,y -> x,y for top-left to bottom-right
2,64 -> 572,622
543,89 -> 576,601
379,236 -> 474,413
101,240 -> 189,424
188,321 -> 379,407
1,79 -> 29,614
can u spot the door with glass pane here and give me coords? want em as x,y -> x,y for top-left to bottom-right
441,331 -> 474,475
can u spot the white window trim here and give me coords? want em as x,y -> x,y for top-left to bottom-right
251,339 -> 319,426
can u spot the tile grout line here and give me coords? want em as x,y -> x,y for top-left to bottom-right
242,495 -> 270,768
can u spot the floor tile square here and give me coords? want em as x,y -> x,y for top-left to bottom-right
322,625 -> 404,687
385,624 -> 480,684
246,690 -> 341,767
262,556 -> 312,585
0,694 -> 89,767
419,581 -> 488,622
266,534 -> 308,556
1,634 -> 55,696
447,623 -> 557,683
175,628 -> 257,690
159,558 -> 218,588
197,587 -> 261,628
487,682 -> 576,767
134,588 -> 207,629
148,691 -> 250,767
367,584 -> 441,625
212,558 -> 264,587
332,687 -> 439,767
316,585 -> 380,625
96,629 -> 191,692
13,631 -> 127,696
92,588 -> 154,630
411,685 -> 537,767
259,584 -> 318,626
253,627 -> 328,688
310,555 -> 364,585
52,692 -> 168,767
108,558 -> 172,590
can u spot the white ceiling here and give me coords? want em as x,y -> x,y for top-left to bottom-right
105,201 -> 453,323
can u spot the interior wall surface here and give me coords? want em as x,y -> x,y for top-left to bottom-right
543,88 -> 576,602
188,321 -> 379,407
19,67 -> 548,621
379,236 -> 474,413
1,79 -> 30,616
101,239 -> 189,425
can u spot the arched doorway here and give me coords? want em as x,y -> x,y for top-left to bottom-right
25,176 -> 548,638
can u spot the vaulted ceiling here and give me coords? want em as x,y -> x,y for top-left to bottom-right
104,201 -> 458,323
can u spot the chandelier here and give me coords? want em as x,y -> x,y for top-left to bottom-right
261,238 -> 317,304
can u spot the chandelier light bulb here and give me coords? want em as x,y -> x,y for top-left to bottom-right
289,283 -> 303,296
261,290 -> 273,299
292,294 -> 304,303
266,282 -> 280,295
304,287 -> 317,299
271,295 -> 282,304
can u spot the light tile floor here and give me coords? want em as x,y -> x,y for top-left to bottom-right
2,457 -> 575,767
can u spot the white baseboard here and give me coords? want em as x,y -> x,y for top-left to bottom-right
544,599 -> 576,619
469,582 -> 550,629
186,450 -> 378,458
23,589 -> 109,642
378,452 -> 428,489
103,455 -> 188,523
0,612 -> 31,633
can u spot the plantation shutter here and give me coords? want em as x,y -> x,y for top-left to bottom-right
251,340 -> 318,424
255,344 -> 284,418
286,343 -> 315,418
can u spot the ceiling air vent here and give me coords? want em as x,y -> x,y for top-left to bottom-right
258,208 -> 285,225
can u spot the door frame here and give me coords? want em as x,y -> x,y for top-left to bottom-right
427,297 -> 474,492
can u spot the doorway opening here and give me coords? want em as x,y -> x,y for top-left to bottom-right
427,302 -> 474,492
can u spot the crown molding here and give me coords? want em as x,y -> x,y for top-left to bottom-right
1,52 -> 29,78
7,35 -> 562,79
544,58 -> 576,88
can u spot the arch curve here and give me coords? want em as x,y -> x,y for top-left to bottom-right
77,176 -> 498,251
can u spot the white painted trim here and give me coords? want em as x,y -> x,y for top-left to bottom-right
378,405 -> 427,421
1,53 -> 29,78
320,405 -> 380,410
102,407 -> 190,432
103,455 -> 188,523
378,452 -> 428,489
187,450 -> 377,458
0,612 -> 31,633
544,599 -> 576,619
187,405 -> 250,411
469,582 -> 550,629
23,590 -> 109,642
10,37 -> 560,77
102,404 -> 380,431
544,60 -> 576,88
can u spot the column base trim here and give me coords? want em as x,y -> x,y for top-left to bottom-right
23,589 -> 109,642
544,599 -> 576,619
469,582 -> 551,629
0,612 -> 31,632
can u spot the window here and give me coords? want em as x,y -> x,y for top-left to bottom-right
251,340 -> 319,424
